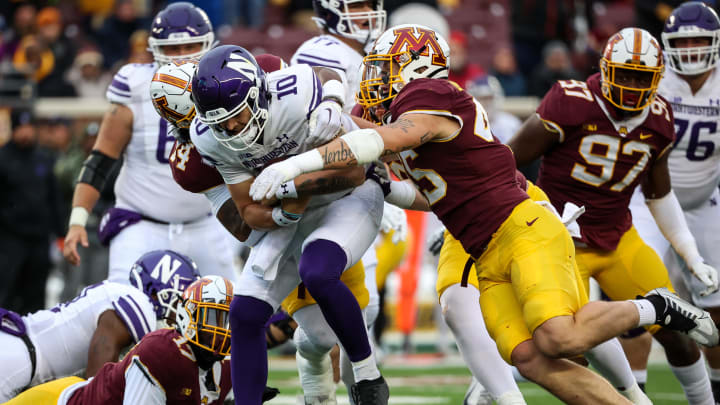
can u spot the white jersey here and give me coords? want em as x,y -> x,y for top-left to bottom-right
490,111 -> 522,144
0,282 -> 155,388
107,63 -> 212,222
191,64 -> 323,185
659,68 -> 720,209
291,35 -> 364,112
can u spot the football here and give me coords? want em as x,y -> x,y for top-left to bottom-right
150,60 -> 197,129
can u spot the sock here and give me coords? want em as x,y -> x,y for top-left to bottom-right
295,326 -> 336,398
351,354 -> 381,382
584,338 -> 636,391
631,299 -> 659,326
670,356 -> 714,405
495,391 -> 527,405
440,284 -> 520,399
229,296 -> 274,405
620,384 -> 652,405
709,368 -> 720,404
633,369 -> 648,392
299,240 -> 372,362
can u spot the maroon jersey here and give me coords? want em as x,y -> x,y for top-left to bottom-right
68,329 -> 231,405
389,78 -> 529,258
169,53 -> 286,193
536,73 -> 675,250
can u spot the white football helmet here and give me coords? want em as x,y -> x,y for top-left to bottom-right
600,27 -> 664,111
176,275 -> 234,356
357,24 -> 450,110
150,60 -> 197,129
148,2 -> 215,64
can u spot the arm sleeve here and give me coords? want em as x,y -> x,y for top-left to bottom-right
111,293 -> 156,343
123,357 -> 167,405
646,191 -> 703,267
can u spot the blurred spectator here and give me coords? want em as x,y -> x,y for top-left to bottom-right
34,6 -> 76,97
54,122 -> 116,299
467,75 -> 520,144
95,0 -> 140,69
635,0 -> 684,41
66,49 -> 112,98
0,4 -> 36,64
447,30 -> 485,89
0,109 -> 64,314
529,40 -> 580,97
490,46 -> 526,96
12,35 -> 54,82
240,0 -> 267,28
511,0 -> 576,80
127,29 -> 152,64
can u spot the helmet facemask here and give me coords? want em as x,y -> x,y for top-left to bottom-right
176,276 -> 234,357
149,33 -> 215,65
600,59 -> 664,111
204,89 -> 269,152
313,0 -> 387,45
663,32 -> 720,75
358,52 -> 408,112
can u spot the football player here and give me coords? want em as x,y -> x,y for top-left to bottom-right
61,2 -> 237,284
0,250 -> 199,402
150,54 -> 375,405
3,276 -> 250,405
189,45 -> 388,405
291,3 -> 412,403
507,26 -> 719,404
628,2 -> 720,399
250,24 -> 719,404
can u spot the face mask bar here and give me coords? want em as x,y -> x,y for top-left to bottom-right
200,87 -> 269,152
600,60 -> 664,111
186,301 -> 232,356
663,32 -> 720,75
149,32 -> 216,64
357,52 -> 409,110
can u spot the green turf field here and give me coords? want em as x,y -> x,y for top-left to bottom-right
267,360 -> 686,404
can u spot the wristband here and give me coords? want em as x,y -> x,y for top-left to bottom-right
69,207 -> 89,227
272,206 -> 302,227
385,181 -> 417,209
275,180 -> 298,200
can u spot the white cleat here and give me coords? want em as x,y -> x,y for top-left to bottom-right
463,378 -> 493,405
620,383 -> 653,405
645,288 -> 719,347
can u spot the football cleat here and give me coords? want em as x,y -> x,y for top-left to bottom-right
300,394 -> 337,405
350,376 -> 389,405
463,377 -> 493,405
644,288 -> 719,347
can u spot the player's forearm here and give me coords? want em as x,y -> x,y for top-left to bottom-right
646,191 -> 703,266
216,199 -> 252,242
294,167 -> 365,196
239,203 -> 277,230
86,334 -> 123,377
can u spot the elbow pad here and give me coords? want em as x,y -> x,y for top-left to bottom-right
77,150 -> 118,191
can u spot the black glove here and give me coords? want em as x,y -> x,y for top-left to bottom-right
365,162 -> 391,197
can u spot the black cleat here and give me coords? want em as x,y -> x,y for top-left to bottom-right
643,288 -> 719,347
350,376 -> 389,405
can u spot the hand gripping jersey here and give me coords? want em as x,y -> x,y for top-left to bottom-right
388,78 -> 529,258
536,73 -> 675,251
660,68 -> 720,209
107,62 -> 212,222
64,329 -> 231,405
21,282 -> 155,384
291,34 -> 364,112
191,63 -> 324,185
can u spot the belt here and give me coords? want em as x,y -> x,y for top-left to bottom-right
0,309 -> 37,389
140,212 -> 211,226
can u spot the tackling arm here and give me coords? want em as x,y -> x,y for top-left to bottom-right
86,310 -> 134,377
507,113 -> 561,167
249,113 -> 458,200
642,152 -> 719,295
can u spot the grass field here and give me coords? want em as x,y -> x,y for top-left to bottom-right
266,356 -> 686,404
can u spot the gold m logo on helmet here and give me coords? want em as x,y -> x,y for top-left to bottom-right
389,27 -> 447,67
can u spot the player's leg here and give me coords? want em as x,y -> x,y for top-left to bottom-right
231,258 -> 301,405
436,232 -> 525,404
297,182 -> 387,401
107,221 -> 167,284
617,330 -> 652,392
594,227 -> 713,405
0,330 -> 33,402
293,305 -> 340,404
3,376 -> 84,405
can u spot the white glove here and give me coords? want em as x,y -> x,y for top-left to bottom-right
688,259 -> 720,297
308,100 -> 344,146
250,160 -> 302,201
380,203 -> 408,244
